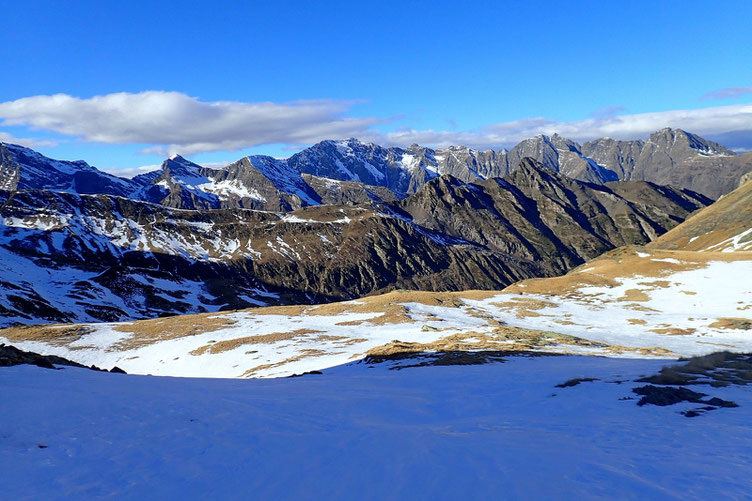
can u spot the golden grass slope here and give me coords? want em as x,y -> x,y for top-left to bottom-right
650,176 -> 752,252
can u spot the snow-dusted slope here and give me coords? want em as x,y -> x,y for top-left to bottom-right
5,127 -> 749,208
3,356 -> 752,498
0,290 -> 651,378
1,163 -> 708,327
3,246 -> 750,378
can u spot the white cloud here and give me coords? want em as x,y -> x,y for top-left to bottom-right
0,92 -> 386,156
1,91 -> 751,155
381,103 -> 752,151
199,161 -> 233,169
0,132 -> 58,149
101,164 -> 162,179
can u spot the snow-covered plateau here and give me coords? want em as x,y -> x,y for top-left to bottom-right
2,355 -> 752,499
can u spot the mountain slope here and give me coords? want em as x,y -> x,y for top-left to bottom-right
130,154 -> 321,211
0,189 -> 546,326
504,134 -> 619,183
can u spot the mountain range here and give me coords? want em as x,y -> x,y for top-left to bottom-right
1,128 -> 750,210
0,156 -> 709,326
0,127 -> 748,327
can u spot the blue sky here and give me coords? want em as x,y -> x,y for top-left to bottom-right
1,0 -> 751,175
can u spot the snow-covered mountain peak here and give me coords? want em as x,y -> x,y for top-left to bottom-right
0,141 -> 132,195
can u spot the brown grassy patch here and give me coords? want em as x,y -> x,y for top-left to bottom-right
0,324 -> 92,348
628,318 -> 648,325
490,297 -> 555,318
638,280 -> 672,288
650,327 -> 697,336
364,324 -> 674,359
554,320 -> 578,325
618,289 -> 651,302
243,305 -> 309,316
111,313 -> 238,351
312,335 -> 367,346
299,290 -> 499,326
650,178 -> 752,252
624,304 -> 660,312
503,247 -> 748,299
190,329 -> 324,355
709,318 -> 752,330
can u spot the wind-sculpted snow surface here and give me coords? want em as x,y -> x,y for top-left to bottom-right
2,356 -> 752,498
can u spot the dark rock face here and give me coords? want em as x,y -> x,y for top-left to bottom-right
129,154 -> 319,211
286,137 -> 621,194
0,159 -> 709,327
0,189 -> 541,326
279,131 -> 752,199
0,343 -> 64,369
129,153 -> 402,211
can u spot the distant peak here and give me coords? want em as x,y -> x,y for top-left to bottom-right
651,127 -> 687,137
168,154 -> 184,161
